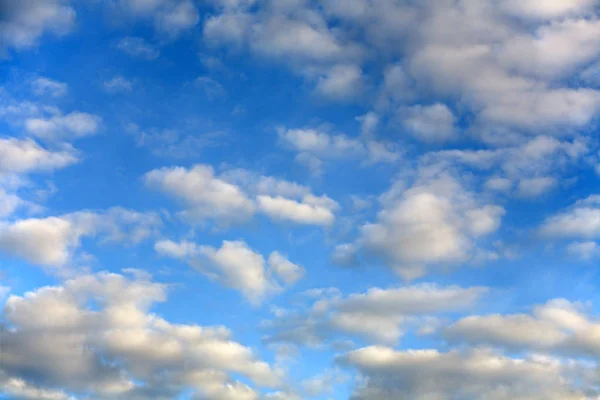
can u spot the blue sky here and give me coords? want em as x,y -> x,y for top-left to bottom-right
1,0 -> 600,399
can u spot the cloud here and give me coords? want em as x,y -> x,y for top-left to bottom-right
257,195 -> 338,226
540,195 -> 600,239
0,207 -> 161,268
145,164 -> 340,227
315,64 -> 365,100
116,36 -> 160,59
202,0 -> 600,139
25,112 -> 102,141
347,174 -> 504,279
400,103 -> 458,143
567,241 -> 600,260
145,164 -> 256,224
420,135 -> 588,198
264,283 -> 486,347
0,271 -> 281,398
156,239 -> 304,304
339,346 -> 593,400
103,76 -> 133,93
0,137 -> 78,174
278,127 -> 397,173
194,76 -> 227,99
0,0 -> 76,53
31,77 -> 68,97
445,298 -> 600,359
268,251 -> 305,286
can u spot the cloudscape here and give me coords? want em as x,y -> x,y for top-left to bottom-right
1,0 -> 600,399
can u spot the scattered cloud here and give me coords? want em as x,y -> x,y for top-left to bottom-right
155,239 -> 304,304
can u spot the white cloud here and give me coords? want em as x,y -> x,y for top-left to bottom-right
153,0 -> 199,37
0,0 -> 76,52
0,137 -> 78,174
445,298 -> 600,358
103,76 -> 133,93
156,239 -> 304,304
116,36 -> 160,59
567,241 -> 600,260
257,195 -> 337,226
401,103 -> 457,143
145,164 -> 256,224
355,174 -> 504,279
1,271 -> 281,398
25,112 -> 102,141
146,164 -> 340,227
0,208 -> 161,268
279,127 -> 397,172
268,252 -> 305,285
517,176 -> 557,198
31,77 -> 68,97
541,195 -> 600,239
315,64 -> 364,100
264,283 -> 486,347
339,345 -> 593,400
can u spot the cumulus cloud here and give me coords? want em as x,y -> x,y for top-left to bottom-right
202,0 -> 600,139
344,174 -> 504,279
145,164 -> 340,226
339,346 -> 593,400
421,135 -> 588,198
264,283 -> 486,347
0,271 -> 280,398
25,112 -> 102,141
278,127 -> 398,173
541,195 -> 600,239
445,298 -> 600,359
0,137 -> 77,174
145,164 -> 256,224
400,103 -> 458,143
155,239 -> 304,304
257,195 -> 338,226
315,64 -> 365,100
0,207 -> 161,268
0,0 -> 76,53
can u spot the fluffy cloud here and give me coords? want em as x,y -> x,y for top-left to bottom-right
0,271 -> 281,398
202,0 -> 600,139
400,103 -> 458,143
155,239 -> 304,304
421,135 -> 588,198
445,298 -> 600,359
264,283 -> 486,347
339,346 -> 594,400
541,195 -> 600,239
0,207 -> 161,268
257,195 -> 338,226
145,164 -> 256,224
25,112 -> 102,141
278,127 -> 398,173
315,64 -> 365,100
0,0 -> 76,53
0,137 -> 77,174
146,164 -> 341,226
343,174 -> 504,279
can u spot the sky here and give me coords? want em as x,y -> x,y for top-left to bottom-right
1,0 -> 600,399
